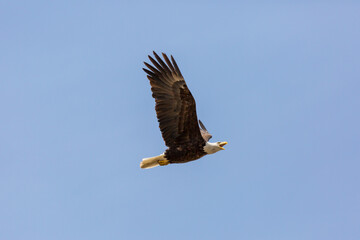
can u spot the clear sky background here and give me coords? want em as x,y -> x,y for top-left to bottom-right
1,1 -> 359,240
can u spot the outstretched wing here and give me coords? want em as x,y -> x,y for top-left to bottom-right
143,51 -> 204,147
199,120 -> 212,142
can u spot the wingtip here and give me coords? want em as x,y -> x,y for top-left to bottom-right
153,51 -> 160,57
170,55 -> 177,64
148,55 -> 155,61
198,120 -> 207,131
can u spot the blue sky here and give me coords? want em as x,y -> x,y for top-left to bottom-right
1,1 -> 359,239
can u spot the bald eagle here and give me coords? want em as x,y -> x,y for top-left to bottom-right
140,52 -> 227,169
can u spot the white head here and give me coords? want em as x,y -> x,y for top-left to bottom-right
203,141 -> 228,154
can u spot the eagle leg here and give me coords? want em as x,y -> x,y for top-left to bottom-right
158,159 -> 170,166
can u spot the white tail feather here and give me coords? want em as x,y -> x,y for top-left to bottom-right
140,154 -> 165,169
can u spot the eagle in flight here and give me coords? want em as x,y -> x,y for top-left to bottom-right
140,52 -> 227,169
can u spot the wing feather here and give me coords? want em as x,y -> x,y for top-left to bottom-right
171,55 -> 182,76
199,120 -> 212,142
162,53 -> 176,72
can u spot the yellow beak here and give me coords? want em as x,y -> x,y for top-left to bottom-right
219,141 -> 228,150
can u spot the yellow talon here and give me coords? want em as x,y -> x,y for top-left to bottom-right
158,160 -> 170,166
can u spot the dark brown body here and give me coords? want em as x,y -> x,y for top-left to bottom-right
165,141 -> 207,164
